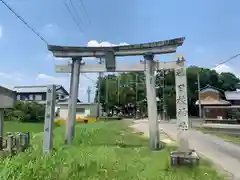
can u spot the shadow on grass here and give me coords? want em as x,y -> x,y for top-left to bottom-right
88,142 -> 146,148
81,140 -> 168,150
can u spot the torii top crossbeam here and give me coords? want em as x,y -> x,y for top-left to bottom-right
48,37 -> 185,58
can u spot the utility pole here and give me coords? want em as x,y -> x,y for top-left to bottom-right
87,86 -> 91,103
135,73 -> 138,107
105,76 -> 109,115
97,58 -> 103,118
197,72 -> 202,118
117,76 -> 120,105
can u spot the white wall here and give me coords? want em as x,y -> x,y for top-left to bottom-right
58,104 -> 100,120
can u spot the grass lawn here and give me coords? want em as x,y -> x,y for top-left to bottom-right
0,121 -> 223,180
195,127 -> 240,143
3,121 -> 44,134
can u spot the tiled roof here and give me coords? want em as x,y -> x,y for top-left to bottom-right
200,84 -> 224,93
13,85 -> 62,93
225,90 -> 240,100
195,96 -> 230,105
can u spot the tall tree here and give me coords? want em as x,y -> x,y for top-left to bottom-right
95,66 -> 240,117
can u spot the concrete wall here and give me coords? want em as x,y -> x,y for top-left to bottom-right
58,103 -> 99,120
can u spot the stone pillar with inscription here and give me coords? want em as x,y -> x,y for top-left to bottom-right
43,85 -> 56,153
175,57 -> 189,130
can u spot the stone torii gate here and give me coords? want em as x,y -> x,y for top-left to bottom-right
47,37 -> 188,150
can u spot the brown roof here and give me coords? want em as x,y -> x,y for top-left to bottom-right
195,96 -> 230,105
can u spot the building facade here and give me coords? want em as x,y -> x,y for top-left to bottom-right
57,102 -> 100,120
195,85 -> 230,119
13,85 -> 80,105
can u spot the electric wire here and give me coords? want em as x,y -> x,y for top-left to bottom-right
215,53 -> 240,68
0,0 -> 48,44
64,0 -> 84,33
78,0 -> 92,25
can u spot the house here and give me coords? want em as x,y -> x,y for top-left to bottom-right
57,102 -> 101,120
195,85 -> 230,119
225,89 -> 240,105
13,85 -> 80,105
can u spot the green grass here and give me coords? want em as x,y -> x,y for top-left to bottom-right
0,121 -> 224,180
3,121 -> 44,134
195,127 -> 240,143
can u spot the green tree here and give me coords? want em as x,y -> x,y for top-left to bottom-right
95,66 -> 240,117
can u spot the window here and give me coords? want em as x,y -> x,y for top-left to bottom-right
76,108 -> 85,113
17,95 -> 20,100
29,94 -> 33,100
20,95 -> 29,100
35,94 -> 42,101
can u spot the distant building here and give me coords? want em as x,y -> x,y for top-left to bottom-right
225,89 -> 240,106
13,85 -> 80,105
57,102 -> 100,120
195,85 -> 230,119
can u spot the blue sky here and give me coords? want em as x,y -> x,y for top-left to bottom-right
0,0 -> 240,102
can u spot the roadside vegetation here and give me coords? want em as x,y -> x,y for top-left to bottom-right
195,127 -> 240,143
0,120 -> 224,180
4,101 -> 45,123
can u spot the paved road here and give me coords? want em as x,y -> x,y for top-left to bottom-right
132,120 -> 240,180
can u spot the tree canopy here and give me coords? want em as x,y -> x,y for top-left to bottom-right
95,66 -> 240,118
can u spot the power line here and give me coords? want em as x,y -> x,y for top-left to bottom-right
215,53 -> 240,68
78,0 -> 92,26
0,0 -> 48,45
69,0 -> 84,25
82,73 -> 95,82
64,0 -> 84,33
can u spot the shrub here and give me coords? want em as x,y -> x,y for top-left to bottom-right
4,101 -> 45,123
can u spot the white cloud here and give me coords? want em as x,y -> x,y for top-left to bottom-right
0,72 -> 23,81
213,64 -> 240,78
0,26 -> 2,38
87,40 -> 128,47
83,40 -> 128,61
0,72 -> 24,90
213,64 -> 234,73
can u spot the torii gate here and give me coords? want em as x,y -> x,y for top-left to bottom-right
46,37 -> 188,151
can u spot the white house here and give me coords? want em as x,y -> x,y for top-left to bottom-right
13,85 -> 80,105
56,102 -> 101,120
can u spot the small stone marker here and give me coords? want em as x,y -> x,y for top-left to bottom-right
177,130 -> 189,152
171,130 -> 200,167
6,135 -> 13,154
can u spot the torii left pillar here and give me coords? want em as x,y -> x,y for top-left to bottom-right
65,58 -> 81,144
144,54 -> 160,150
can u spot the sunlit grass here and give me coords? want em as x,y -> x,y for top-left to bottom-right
3,121 -> 44,134
0,121 -> 223,180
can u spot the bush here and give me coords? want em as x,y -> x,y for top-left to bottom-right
4,101 -> 45,123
